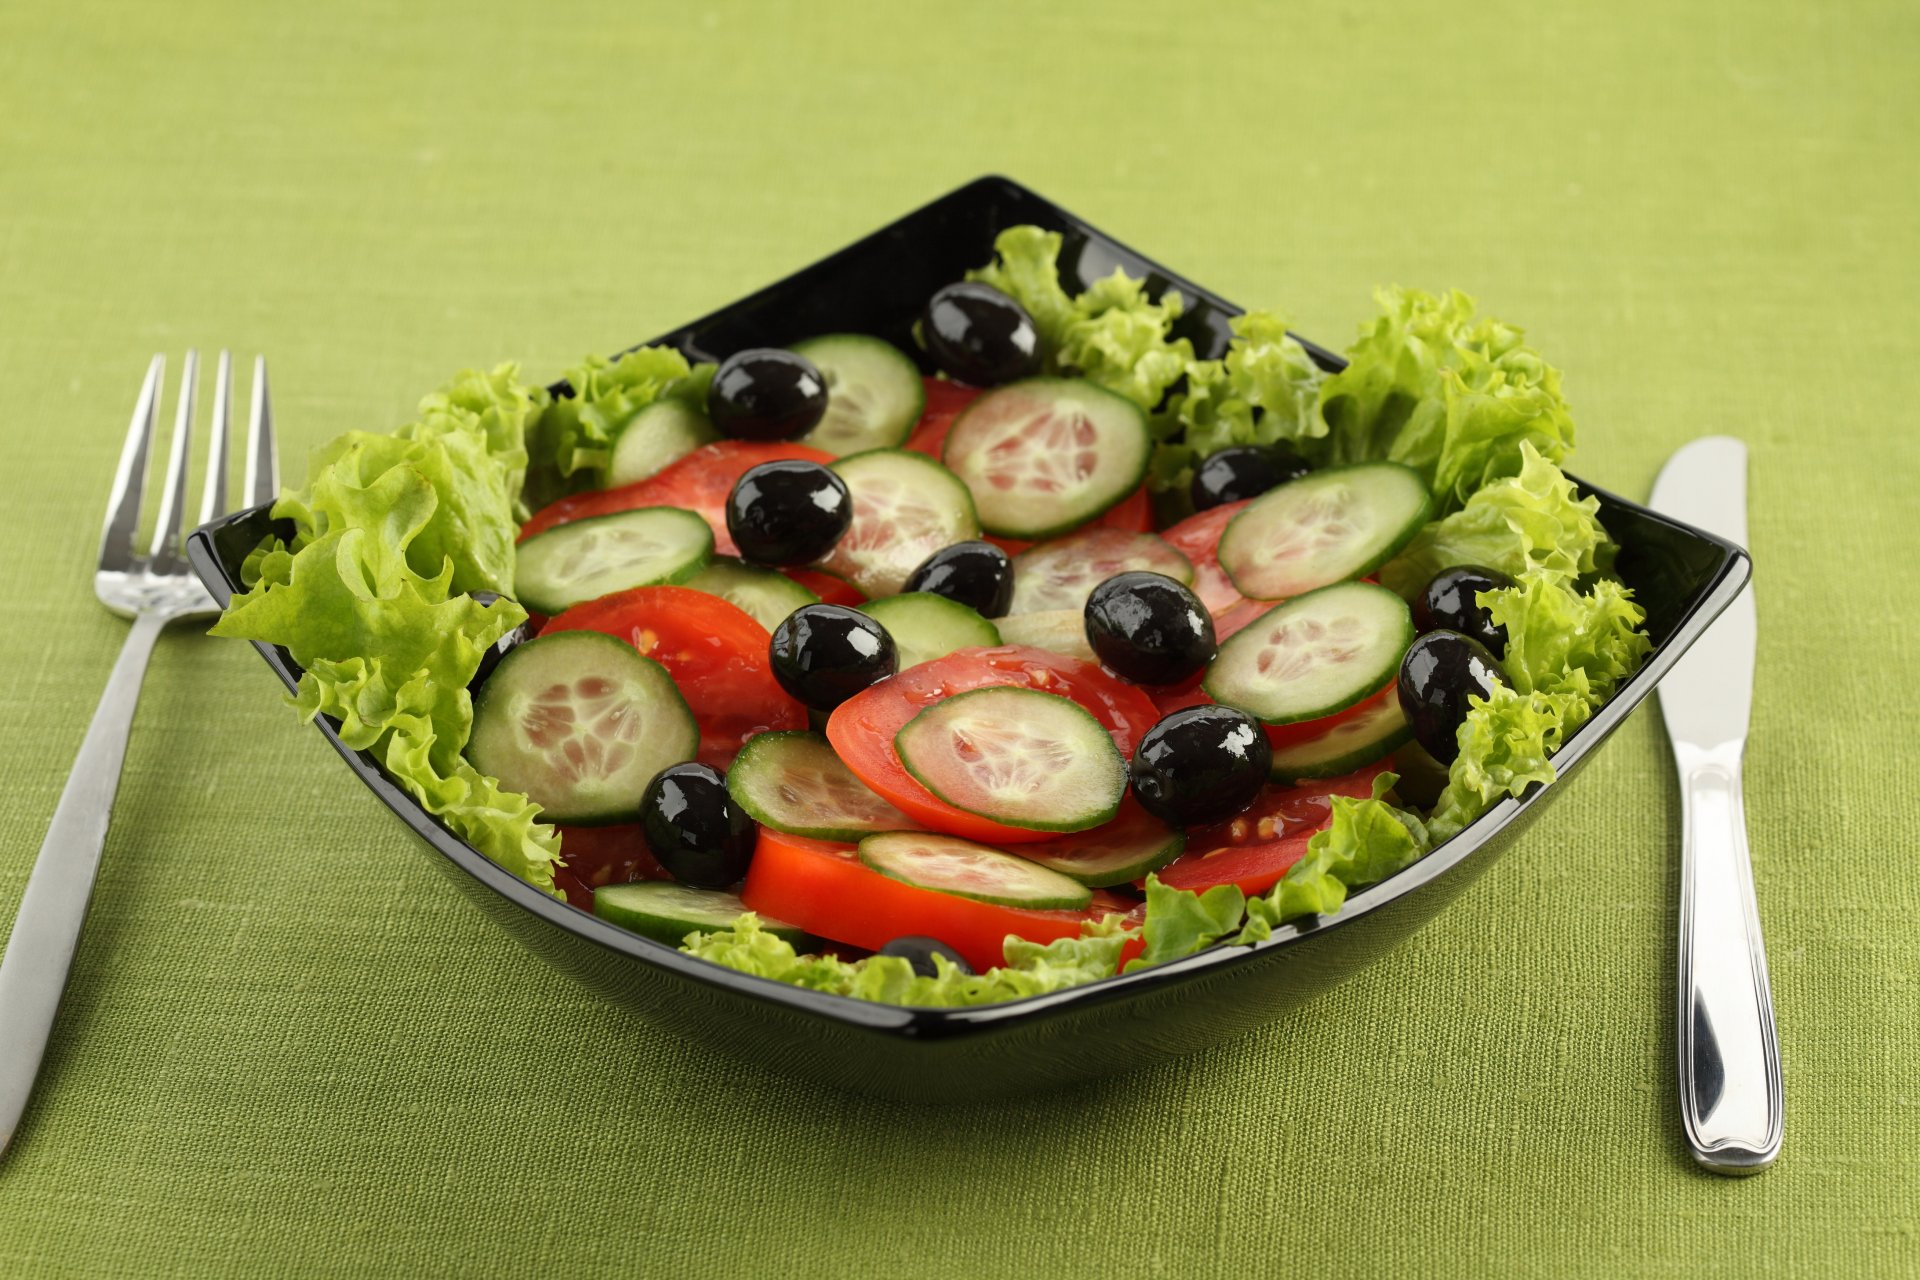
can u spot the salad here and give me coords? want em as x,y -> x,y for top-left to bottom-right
212,225 -> 1652,1007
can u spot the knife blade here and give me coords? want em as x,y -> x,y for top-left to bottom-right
1650,435 -> 1782,1175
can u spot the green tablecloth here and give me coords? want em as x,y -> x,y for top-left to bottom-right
2,0 -> 1915,1274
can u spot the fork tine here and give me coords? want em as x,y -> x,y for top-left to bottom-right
147,349 -> 197,564
98,355 -> 164,571
196,351 -> 232,526
244,356 -> 278,508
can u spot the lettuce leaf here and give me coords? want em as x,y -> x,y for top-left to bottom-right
211,382 -> 563,892
1316,288 -> 1574,512
1427,683 -> 1565,843
1149,310 -> 1327,491
414,363 -> 547,520
1379,443 -> 1611,597
966,226 -> 1192,411
522,347 -> 711,508
1236,773 -> 1431,942
677,913 -> 1136,1007
1124,876 -> 1247,971
1485,570 -> 1652,727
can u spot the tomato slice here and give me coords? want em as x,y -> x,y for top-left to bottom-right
782,566 -> 865,607
1161,500 -> 1251,617
1154,763 -> 1389,895
541,585 -> 806,768
902,378 -> 983,459
555,823 -> 669,892
740,829 -> 1144,972
518,440 -> 834,551
826,645 -> 1162,844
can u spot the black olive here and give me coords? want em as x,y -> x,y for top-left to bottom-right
725,460 -> 852,566
1412,565 -> 1514,656
639,762 -> 757,888
878,935 -> 973,978
1129,705 -> 1271,828
903,540 -> 1015,619
467,590 -> 531,690
920,283 -> 1042,387
707,348 -> 829,441
769,604 -> 897,711
1397,630 -> 1504,764
1189,445 -> 1312,512
1083,571 -> 1217,686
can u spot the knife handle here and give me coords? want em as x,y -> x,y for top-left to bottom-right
1674,743 -> 1783,1174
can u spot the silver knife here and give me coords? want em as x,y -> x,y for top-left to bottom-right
1650,436 -> 1782,1175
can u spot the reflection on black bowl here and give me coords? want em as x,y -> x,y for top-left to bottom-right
187,176 -> 1750,1102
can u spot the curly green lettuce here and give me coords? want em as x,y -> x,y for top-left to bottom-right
1126,876 -> 1247,971
522,347 -> 713,508
966,226 -> 1193,411
212,366 -> 563,891
1486,570 -> 1652,727
1149,310 -> 1328,491
1315,287 -> 1575,512
679,913 -> 1136,1007
1426,683 -> 1566,843
1379,442 -> 1611,597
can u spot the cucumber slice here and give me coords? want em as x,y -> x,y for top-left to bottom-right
942,378 -> 1150,540
894,686 -> 1126,833
1017,809 -> 1184,888
1267,690 -> 1413,782
1217,462 -> 1432,600
1009,529 -> 1193,615
726,731 -> 911,841
515,506 -> 712,614
467,631 -> 698,823
992,609 -> 1095,662
603,398 -> 720,488
1203,582 -> 1415,726
813,449 -> 981,597
686,558 -> 818,632
856,593 -> 1001,669
858,832 -> 1091,910
792,334 -> 927,457
594,881 -> 811,948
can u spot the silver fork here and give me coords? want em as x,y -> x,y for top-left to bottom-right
0,351 -> 276,1156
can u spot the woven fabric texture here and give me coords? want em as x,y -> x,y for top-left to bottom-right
1,0 -> 1915,1274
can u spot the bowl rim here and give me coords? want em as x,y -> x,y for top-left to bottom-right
186,174 -> 1753,1042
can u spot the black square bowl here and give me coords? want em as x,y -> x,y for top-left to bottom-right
187,177 -> 1751,1102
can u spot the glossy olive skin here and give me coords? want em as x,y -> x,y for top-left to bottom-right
878,936 -> 974,978
903,540 -> 1015,619
1397,630 -> 1503,764
725,460 -> 853,566
466,590 -> 532,690
920,282 -> 1042,387
639,762 -> 758,889
769,604 -> 898,711
1189,445 -> 1312,512
1130,705 -> 1272,828
1412,565 -> 1514,656
707,348 -> 829,441
1084,571 -> 1217,686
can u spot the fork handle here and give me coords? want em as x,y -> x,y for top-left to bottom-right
0,611 -> 167,1155
1675,743 -> 1784,1174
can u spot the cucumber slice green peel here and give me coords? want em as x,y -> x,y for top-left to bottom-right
603,398 -> 720,488
1267,690 -> 1414,782
1203,582 -> 1415,726
814,449 -> 981,597
1017,816 -> 1184,888
687,559 -> 819,632
857,831 -> 1091,910
1217,462 -> 1432,600
857,593 -> 1001,669
467,631 -> 698,824
792,334 -> 927,457
514,506 -> 712,614
894,686 -> 1126,833
942,377 -> 1151,540
593,881 -> 810,948
1008,529 -> 1192,616
726,730 -> 911,842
